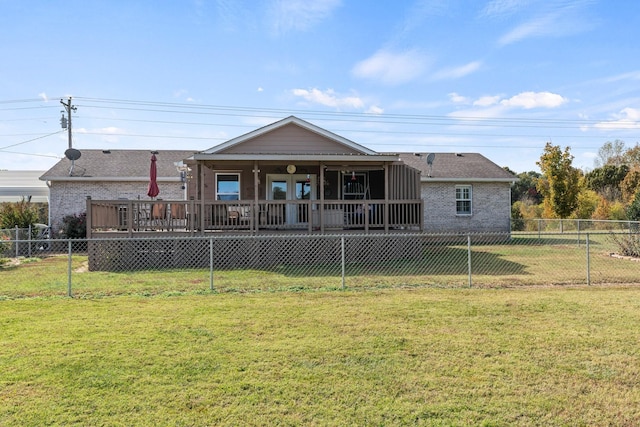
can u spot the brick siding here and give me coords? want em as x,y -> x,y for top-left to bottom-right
49,181 -> 185,234
421,182 -> 511,233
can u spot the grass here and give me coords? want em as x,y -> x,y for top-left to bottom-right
2,232 -> 640,299
2,286 -> 640,425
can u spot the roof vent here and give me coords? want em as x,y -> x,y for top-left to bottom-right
456,153 -> 463,157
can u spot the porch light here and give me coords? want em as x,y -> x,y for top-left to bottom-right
306,174 -> 310,183
351,171 -> 356,181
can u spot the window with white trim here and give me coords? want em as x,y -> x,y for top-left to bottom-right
215,173 -> 240,200
456,185 -> 472,215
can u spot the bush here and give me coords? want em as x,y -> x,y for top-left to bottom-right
609,232 -> 640,257
0,198 -> 39,229
626,191 -> 640,222
60,212 -> 86,239
0,233 -> 11,255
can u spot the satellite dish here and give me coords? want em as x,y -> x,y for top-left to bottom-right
65,148 -> 81,161
426,153 -> 435,165
425,153 -> 435,177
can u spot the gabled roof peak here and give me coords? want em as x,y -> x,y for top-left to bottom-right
200,116 -> 378,156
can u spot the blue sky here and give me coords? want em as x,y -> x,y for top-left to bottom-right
2,0 -> 640,174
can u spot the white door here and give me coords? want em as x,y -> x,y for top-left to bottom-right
267,174 -> 316,226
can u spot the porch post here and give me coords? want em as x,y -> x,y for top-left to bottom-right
384,163 -> 389,232
320,162 -> 325,233
253,160 -> 259,233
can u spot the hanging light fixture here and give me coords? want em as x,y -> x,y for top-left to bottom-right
306,174 -> 310,183
351,171 -> 356,181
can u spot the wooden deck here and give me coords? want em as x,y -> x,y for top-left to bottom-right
86,198 -> 424,237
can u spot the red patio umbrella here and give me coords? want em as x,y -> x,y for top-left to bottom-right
147,153 -> 160,198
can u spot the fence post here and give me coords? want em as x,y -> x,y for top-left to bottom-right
538,219 -> 541,239
467,234 -> 472,288
67,240 -> 73,297
586,233 -> 591,286
577,220 -> 581,246
14,225 -> 19,257
341,236 -> 345,290
28,224 -> 32,258
209,237 -> 214,291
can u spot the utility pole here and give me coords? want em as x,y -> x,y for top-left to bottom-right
60,97 -> 77,149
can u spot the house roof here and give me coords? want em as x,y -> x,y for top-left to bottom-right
0,170 -> 49,203
398,152 -> 517,182
40,150 -> 196,182
192,116 -> 397,162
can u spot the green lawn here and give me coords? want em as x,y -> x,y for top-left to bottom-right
2,286 -> 640,426
2,232 -> 640,299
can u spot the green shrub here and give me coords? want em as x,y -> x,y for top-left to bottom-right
0,198 -> 39,229
626,191 -> 640,222
60,212 -> 86,239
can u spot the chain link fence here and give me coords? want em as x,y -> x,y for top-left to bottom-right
2,229 -> 640,298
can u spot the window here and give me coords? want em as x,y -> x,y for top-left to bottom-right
456,185 -> 472,215
216,173 -> 240,200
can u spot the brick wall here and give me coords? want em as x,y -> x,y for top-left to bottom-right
421,181 -> 511,233
49,181 -> 185,233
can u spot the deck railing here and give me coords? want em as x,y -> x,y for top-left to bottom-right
86,198 -> 424,237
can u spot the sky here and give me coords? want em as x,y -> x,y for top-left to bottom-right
2,0 -> 640,174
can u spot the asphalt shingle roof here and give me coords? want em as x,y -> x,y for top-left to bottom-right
40,150 -> 196,180
398,152 -> 516,181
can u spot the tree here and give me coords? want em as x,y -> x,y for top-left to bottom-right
627,191 -> 640,221
620,166 -> 640,202
511,171 -> 542,204
584,164 -> 628,201
536,142 -> 581,218
623,143 -> 640,168
572,188 -> 599,219
0,198 -> 39,229
594,139 -> 626,168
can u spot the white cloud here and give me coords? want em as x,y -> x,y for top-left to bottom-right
602,70 -> 640,83
496,1 -> 595,46
366,105 -> 384,115
352,49 -> 430,85
291,88 -> 364,109
500,91 -> 567,109
594,108 -> 640,130
269,0 -> 341,34
448,91 -> 568,120
474,95 -> 502,107
432,61 -> 482,80
449,92 -> 470,104
498,14 -> 556,45
38,92 -> 48,102
480,0 -> 531,18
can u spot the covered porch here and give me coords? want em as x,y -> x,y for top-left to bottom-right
85,116 -> 424,237
85,196 -> 423,238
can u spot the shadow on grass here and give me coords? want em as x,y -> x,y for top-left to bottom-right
273,246 -> 527,277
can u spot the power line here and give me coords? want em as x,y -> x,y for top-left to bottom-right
1,97 -> 639,154
0,130 -> 65,151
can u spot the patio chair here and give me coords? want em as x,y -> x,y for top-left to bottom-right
151,203 -> 167,230
169,203 -> 187,230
